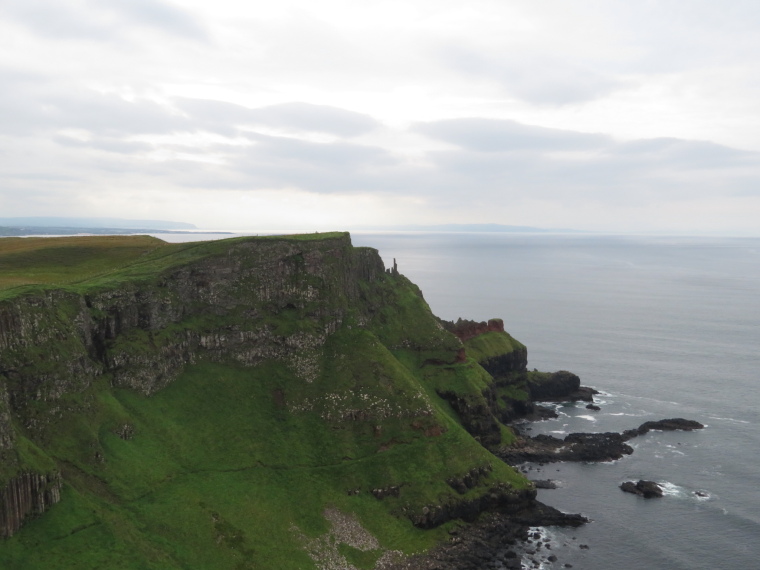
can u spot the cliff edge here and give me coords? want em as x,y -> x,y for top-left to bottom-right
0,233 -> 576,569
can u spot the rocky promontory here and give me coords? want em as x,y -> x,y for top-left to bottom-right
0,233 -> 595,570
501,419 -> 704,464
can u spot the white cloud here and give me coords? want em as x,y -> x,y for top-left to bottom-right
0,0 -> 207,41
0,0 -> 759,234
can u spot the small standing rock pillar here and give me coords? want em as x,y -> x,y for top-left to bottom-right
392,258 -> 399,276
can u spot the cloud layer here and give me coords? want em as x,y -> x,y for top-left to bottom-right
1,0 -> 759,233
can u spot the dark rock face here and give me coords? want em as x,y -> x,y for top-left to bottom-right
620,480 -> 663,498
408,486 -> 536,529
478,349 -> 528,379
0,235 -> 383,407
527,371 -> 598,402
447,465 -> 493,495
383,505 -> 587,570
436,391 -> 503,447
0,472 -> 62,539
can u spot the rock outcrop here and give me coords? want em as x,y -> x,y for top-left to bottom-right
620,480 -> 663,498
501,419 -> 705,464
0,472 -> 61,539
526,370 -> 598,402
444,318 -> 506,342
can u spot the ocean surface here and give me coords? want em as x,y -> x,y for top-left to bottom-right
162,231 -> 760,569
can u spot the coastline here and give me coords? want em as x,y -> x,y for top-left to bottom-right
395,379 -> 705,569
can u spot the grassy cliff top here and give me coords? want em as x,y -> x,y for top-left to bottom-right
0,232 -> 351,300
0,229 -> 536,569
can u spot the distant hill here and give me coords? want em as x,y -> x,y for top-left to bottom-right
0,217 -> 196,230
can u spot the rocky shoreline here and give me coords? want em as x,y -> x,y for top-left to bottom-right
404,384 -> 705,569
383,504 -> 587,570
500,417 -> 704,464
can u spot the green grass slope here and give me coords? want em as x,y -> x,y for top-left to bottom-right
0,234 -> 531,569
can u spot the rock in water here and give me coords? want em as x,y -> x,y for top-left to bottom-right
620,480 -> 663,498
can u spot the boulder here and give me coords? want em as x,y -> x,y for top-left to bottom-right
620,480 -> 663,498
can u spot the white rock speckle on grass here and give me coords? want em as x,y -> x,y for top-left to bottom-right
292,508 -> 405,570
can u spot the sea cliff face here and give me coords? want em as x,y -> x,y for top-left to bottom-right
0,233 -> 565,569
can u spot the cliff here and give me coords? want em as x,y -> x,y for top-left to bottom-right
0,233 -> 569,569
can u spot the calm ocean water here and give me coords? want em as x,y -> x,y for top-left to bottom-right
162,231 -> 760,569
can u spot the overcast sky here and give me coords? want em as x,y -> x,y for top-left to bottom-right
2,0 -> 760,234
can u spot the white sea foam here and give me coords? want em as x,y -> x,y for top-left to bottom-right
662,444 -> 686,456
576,415 -> 597,421
659,481 -> 684,497
517,527 -> 574,570
706,416 -> 749,424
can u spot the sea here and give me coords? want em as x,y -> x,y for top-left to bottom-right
160,231 -> 760,569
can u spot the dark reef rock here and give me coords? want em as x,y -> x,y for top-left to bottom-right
620,480 -> 663,498
512,501 -> 588,527
532,479 -> 558,489
637,418 -> 705,433
499,431 -> 634,464
501,417 -> 704,465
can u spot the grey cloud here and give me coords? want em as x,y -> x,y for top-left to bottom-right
50,92 -> 189,136
126,121 -> 760,205
0,0 -> 114,40
439,46 -> 622,106
53,134 -> 153,154
211,134 -> 403,193
177,99 -> 380,137
611,138 -> 755,169
106,0 -> 207,39
0,72 -> 189,137
414,118 -> 610,152
3,98 -> 760,220
2,74 -> 381,144
414,134 -> 760,205
249,103 -> 380,137
0,0 -> 206,41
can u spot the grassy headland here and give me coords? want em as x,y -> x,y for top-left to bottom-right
0,233 -> 535,569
